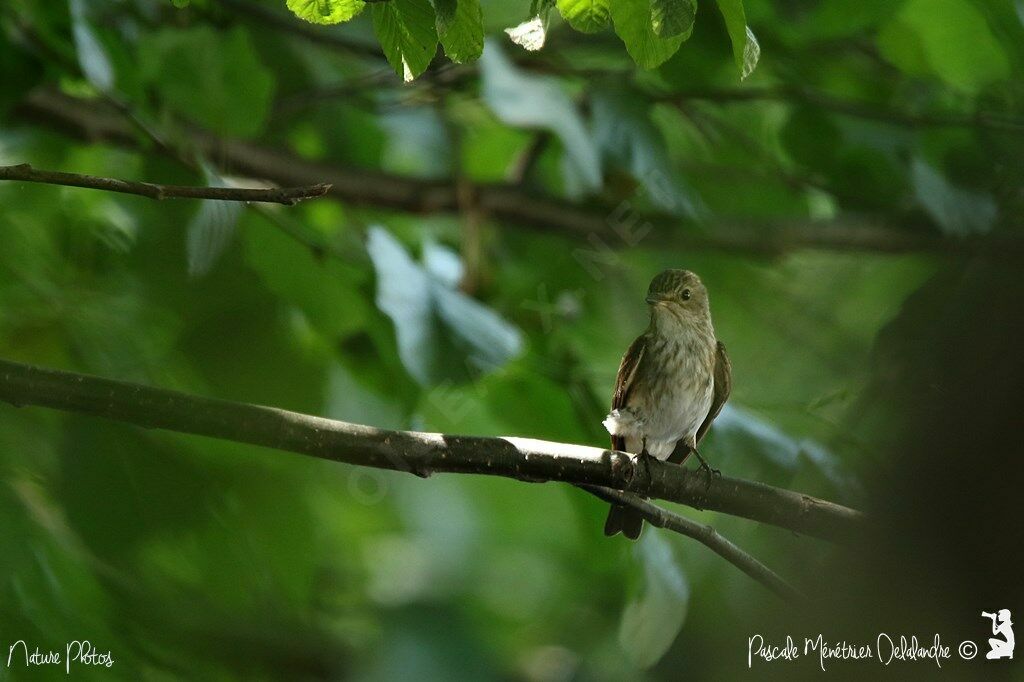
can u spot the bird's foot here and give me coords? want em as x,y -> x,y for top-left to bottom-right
693,448 -> 720,488
637,445 -> 654,481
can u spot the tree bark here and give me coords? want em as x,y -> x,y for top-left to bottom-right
0,163 -> 330,205
0,358 -> 864,544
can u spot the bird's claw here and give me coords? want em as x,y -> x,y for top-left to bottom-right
637,447 -> 654,481
693,450 -> 720,488
698,459 -> 721,477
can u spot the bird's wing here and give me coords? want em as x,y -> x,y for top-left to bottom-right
695,340 -> 732,445
610,334 -> 646,451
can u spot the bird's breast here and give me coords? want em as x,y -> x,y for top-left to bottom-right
628,337 -> 716,456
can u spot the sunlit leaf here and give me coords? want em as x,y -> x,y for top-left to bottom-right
480,42 -> 601,192
714,0 -> 760,79
504,15 -> 548,51
556,0 -> 611,34
286,0 -> 365,25
367,227 -> 522,386
423,240 -> 464,287
70,0 -> 115,92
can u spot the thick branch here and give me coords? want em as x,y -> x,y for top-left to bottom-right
16,88 -> 1012,256
580,485 -> 804,602
0,358 -> 864,544
0,163 -> 330,205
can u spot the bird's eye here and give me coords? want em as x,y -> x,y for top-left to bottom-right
681,289 -> 691,300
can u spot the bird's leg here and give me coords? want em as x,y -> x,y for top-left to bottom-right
692,447 -> 720,486
637,438 -> 654,481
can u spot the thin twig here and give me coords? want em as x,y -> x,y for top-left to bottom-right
506,132 -> 551,186
0,357 -> 865,544
0,163 -> 331,205
579,485 -> 804,602
7,14 -> 348,259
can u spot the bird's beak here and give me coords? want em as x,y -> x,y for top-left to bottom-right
646,294 -> 668,305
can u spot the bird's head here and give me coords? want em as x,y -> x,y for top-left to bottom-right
645,269 -> 710,322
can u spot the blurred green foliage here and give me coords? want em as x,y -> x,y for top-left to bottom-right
0,0 -> 1021,679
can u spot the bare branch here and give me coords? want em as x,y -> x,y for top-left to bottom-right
18,89 -> 1020,256
271,62 -> 1024,135
0,163 -> 331,206
0,357 -> 864,544
506,132 -> 551,186
579,485 -> 804,602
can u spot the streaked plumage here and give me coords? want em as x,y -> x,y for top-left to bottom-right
603,270 -> 731,539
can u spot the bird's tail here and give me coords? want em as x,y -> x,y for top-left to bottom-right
604,504 -> 643,540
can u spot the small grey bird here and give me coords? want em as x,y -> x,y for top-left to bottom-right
602,269 -> 732,539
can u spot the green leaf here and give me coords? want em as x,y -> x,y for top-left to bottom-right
70,0 -> 115,92
187,170 -> 243,277
714,0 -> 760,79
286,0 -> 365,25
877,0 -> 1009,94
619,533 -> 689,668
591,87 -> 700,217
170,0 -> 190,7
480,43 -> 601,192
610,0 -> 688,69
434,0 -> 484,63
187,199 -> 241,277
242,215 -> 370,340
138,26 -> 274,138
651,0 -> 695,38
556,0 -> 611,34
367,227 -> 522,387
373,0 -> 439,82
